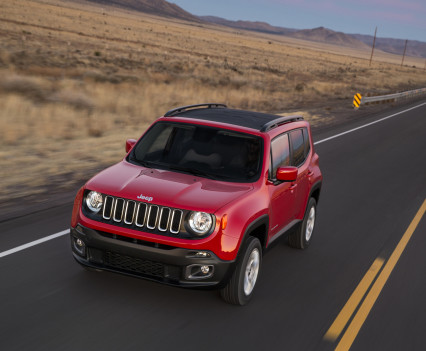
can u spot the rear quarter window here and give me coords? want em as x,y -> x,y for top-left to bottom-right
303,128 -> 311,158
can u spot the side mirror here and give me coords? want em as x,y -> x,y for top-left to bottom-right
125,139 -> 137,153
276,166 -> 298,182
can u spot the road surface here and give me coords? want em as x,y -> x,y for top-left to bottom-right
1,101 -> 425,351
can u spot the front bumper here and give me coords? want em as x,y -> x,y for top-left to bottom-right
70,224 -> 235,288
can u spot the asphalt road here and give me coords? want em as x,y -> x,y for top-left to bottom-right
1,102 -> 425,351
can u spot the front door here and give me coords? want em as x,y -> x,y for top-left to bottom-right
268,133 -> 296,240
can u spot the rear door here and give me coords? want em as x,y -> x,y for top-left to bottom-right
289,128 -> 311,219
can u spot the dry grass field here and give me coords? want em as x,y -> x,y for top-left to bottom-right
1,0 -> 426,210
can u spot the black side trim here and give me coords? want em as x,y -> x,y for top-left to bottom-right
267,219 -> 300,246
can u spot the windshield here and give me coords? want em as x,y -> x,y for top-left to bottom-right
128,122 -> 263,183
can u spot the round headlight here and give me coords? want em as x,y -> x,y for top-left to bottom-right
188,212 -> 213,236
86,191 -> 103,213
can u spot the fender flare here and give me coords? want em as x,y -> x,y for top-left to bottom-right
238,214 -> 269,255
309,180 -> 322,204
216,214 -> 269,288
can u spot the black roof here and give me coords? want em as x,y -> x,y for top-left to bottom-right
164,104 -> 303,132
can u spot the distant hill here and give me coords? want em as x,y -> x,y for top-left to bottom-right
199,16 -> 296,36
200,17 -> 368,50
81,0 -> 426,58
350,34 -> 426,59
85,0 -> 199,22
288,27 -> 369,50
200,16 -> 426,58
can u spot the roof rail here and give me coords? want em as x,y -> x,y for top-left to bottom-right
164,103 -> 227,117
260,115 -> 304,132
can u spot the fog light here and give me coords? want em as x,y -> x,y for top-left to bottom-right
73,237 -> 86,257
186,264 -> 214,280
201,265 -> 210,274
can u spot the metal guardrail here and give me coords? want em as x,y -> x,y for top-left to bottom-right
353,88 -> 426,108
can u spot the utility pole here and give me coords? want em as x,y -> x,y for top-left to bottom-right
369,27 -> 377,67
401,39 -> 408,67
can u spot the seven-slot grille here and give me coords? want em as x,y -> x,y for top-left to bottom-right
102,196 -> 183,234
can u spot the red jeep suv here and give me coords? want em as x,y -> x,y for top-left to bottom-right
71,104 -> 322,305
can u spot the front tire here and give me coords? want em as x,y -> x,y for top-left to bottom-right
220,236 -> 262,305
288,197 -> 316,249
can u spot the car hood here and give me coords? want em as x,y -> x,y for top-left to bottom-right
85,161 -> 253,213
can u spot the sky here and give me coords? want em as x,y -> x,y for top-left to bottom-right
170,0 -> 426,42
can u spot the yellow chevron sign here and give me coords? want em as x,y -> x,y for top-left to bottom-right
353,93 -> 362,108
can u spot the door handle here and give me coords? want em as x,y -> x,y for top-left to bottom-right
290,183 -> 298,190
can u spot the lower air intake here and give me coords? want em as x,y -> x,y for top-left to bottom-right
103,251 -> 181,281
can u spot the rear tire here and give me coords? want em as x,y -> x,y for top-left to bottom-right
288,197 -> 316,249
220,236 -> 262,305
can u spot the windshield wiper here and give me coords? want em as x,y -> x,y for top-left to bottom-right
129,158 -> 160,169
130,160 -> 231,180
167,165 -> 215,179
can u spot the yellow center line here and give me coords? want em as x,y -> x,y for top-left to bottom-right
324,257 -> 384,341
335,199 -> 426,351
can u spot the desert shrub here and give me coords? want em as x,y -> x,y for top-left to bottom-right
47,90 -> 95,110
0,75 -> 48,101
295,83 -> 306,92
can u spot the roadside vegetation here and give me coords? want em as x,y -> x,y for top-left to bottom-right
1,0 -> 426,208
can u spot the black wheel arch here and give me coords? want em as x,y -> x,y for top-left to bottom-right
239,214 -> 269,253
309,181 -> 322,205
217,215 -> 269,289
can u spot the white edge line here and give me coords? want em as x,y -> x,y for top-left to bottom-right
0,229 -> 69,258
314,102 -> 426,145
1,101 -> 425,258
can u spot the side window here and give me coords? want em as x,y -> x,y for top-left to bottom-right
302,128 -> 311,158
270,133 -> 290,178
290,129 -> 305,167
